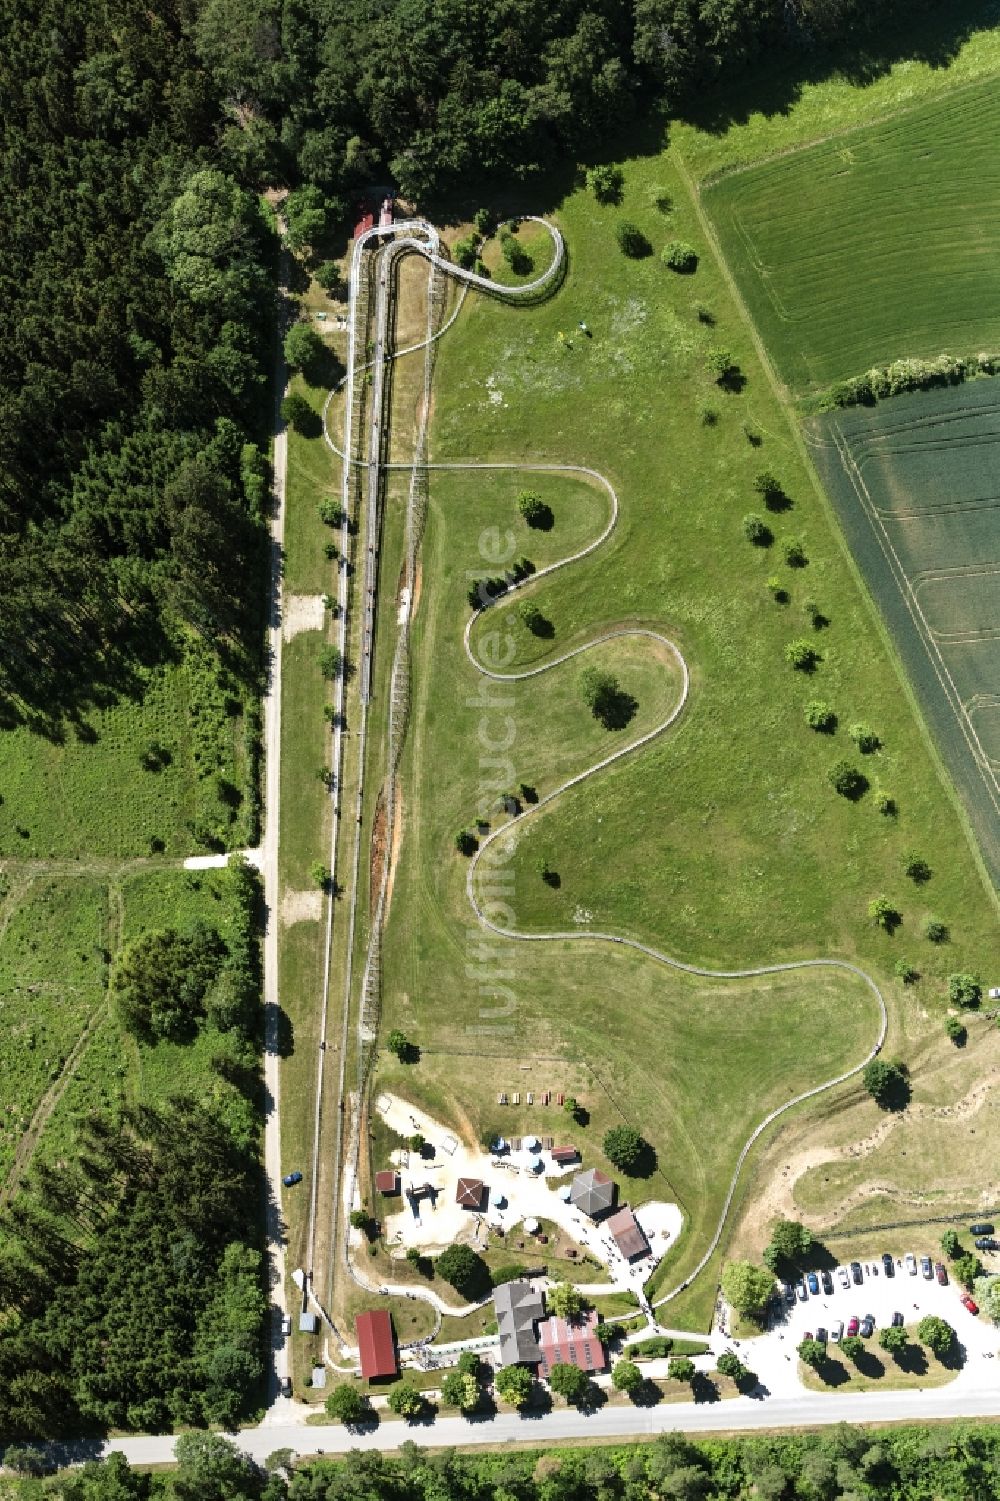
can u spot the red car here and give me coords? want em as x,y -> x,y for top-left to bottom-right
961,1294 -> 979,1315
846,1316 -> 859,1337
935,1262 -> 949,1285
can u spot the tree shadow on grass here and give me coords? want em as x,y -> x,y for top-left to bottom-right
814,1355 -> 850,1387
627,1140 -> 659,1179
893,1342 -> 929,1376
852,1349 -> 885,1380
691,1373 -> 721,1403
595,687 -> 639,731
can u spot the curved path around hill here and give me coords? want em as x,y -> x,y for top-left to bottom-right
322,217 -> 888,1329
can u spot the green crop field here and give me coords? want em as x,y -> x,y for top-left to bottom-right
810,379 -> 1000,886
366,148 -> 999,1325
702,78 -> 1000,394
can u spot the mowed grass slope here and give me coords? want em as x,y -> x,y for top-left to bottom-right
703,78 -> 1000,393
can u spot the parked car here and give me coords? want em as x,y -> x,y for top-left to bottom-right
821,1269 -> 834,1295
847,1316 -> 860,1337
804,1331 -> 814,1342
961,1294 -> 979,1315
975,1237 -> 998,1252
970,1222 -> 995,1236
807,1272 -> 819,1295
881,1252 -> 895,1277
988,987 -> 1000,1000
280,1376 -> 292,1398
860,1315 -> 875,1338
891,1311 -> 905,1328
838,1266 -> 850,1289
282,1170 -> 303,1187
783,1282 -> 796,1304
935,1262 -> 949,1285
281,1313 -> 291,1336
904,1252 -> 917,1275
815,1327 -> 828,1344
796,1280 -> 808,1301
831,1320 -> 844,1344
850,1261 -> 863,1286
921,1255 -> 933,1279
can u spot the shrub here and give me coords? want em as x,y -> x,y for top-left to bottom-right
894,959 -> 918,984
386,1029 -> 409,1059
548,1282 -> 586,1318
612,1358 -> 643,1393
454,829 -> 478,856
318,498 -> 345,527
753,470 -> 784,506
315,260 -> 345,297
495,1364 -> 533,1407
319,645 -> 343,679
879,1323 -> 907,1354
283,322 -> 326,381
649,186 -> 673,213
602,1124 -> 644,1172
904,851 -> 931,882
386,1381 -> 423,1417
518,601 -> 548,636
948,972 -> 982,1008
518,491 -> 552,528
876,792 -> 897,816
784,638 -> 819,671
945,1015 -> 967,1044
720,1260 -> 774,1316
849,722 -> 880,753
548,1361 -> 589,1402
863,1058 -> 908,1107
805,700 -> 836,733
586,164 -> 623,204
453,235 -> 478,269
490,1263 -> 528,1287
917,1315 -> 954,1357
662,240 -> 698,273
840,1336 -> 864,1364
435,1243 -> 490,1299
473,207 -> 493,234
280,391 -> 317,435
868,895 -> 900,932
925,917 -> 949,943
783,538 -> 807,568
743,513 -> 772,546
707,347 -> 737,381
440,1370 -> 479,1411
500,232 -> 533,275
667,1357 -> 695,1383
829,760 -> 867,799
798,1338 -> 825,1368
766,575 -> 789,604
615,220 -> 652,258
580,667 -> 637,730
699,405 -> 718,426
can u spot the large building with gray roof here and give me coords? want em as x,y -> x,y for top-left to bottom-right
493,1279 -> 545,1366
569,1167 -> 616,1218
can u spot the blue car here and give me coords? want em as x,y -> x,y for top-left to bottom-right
282,1170 -> 303,1187
806,1271 -> 819,1295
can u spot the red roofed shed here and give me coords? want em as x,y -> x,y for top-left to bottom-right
355,1309 -> 398,1380
375,1169 -> 399,1195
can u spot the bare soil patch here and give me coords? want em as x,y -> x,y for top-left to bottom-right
281,887 -> 323,924
282,593 -> 326,642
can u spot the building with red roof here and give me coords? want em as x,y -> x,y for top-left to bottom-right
606,1205 -> 649,1261
375,1169 -> 399,1195
536,1307 -> 606,1380
355,1308 -> 398,1380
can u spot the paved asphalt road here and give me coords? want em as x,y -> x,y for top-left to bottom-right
78,1381 -> 1000,1468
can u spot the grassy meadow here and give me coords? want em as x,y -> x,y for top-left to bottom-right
0,634 -> 254,859
702,78 -> 1000,394
362,117 -> 1000,1325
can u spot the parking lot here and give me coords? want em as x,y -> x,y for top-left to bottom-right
768,1252 -> 996,1354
